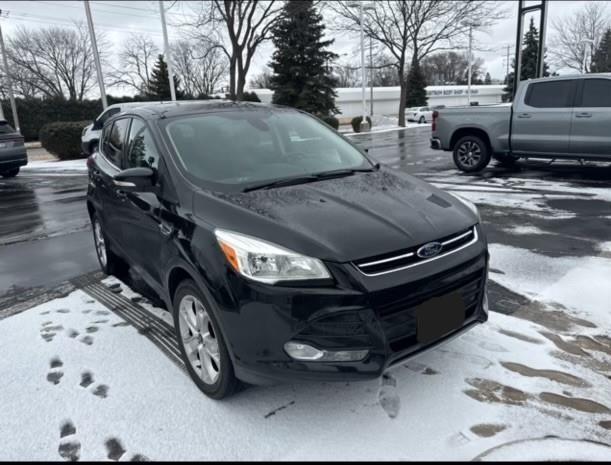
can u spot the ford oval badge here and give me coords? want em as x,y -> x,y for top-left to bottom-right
417,242 -> 443,259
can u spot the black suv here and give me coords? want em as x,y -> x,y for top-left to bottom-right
87,101 -> 489,399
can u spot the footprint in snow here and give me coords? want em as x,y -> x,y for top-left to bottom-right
105,437 -> 149,461
86,326 -> 99,334
79,335 -> 94,346
58,420 -> 81,461
378,373 -> 400,419
67,329 -> 79,338
47,357 -> 64,385
95,310 -> 110,316
56,308 -> 70,314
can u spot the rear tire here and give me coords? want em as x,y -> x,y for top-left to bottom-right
173,279 -> 238,400
453,135 -> 491,172
91,212 -> 127,276
1,168 -> 19,178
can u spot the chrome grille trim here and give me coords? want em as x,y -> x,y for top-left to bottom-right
354,227 -> 478,277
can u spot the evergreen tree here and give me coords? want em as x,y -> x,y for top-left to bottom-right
145,54 -> 184,100
502,18 -> 550,101
405,61 -> 428,107
484,72 -> 492,85
269,0 -> 338,116
591,28 -> 611,73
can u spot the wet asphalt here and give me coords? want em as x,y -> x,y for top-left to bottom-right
0,126 -> 609,304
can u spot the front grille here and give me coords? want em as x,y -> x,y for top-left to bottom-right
354,226 -> 477,276
371,256 -> 486,353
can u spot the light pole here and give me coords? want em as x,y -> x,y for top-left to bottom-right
0,10 -> 19,131
463,20 -> 481,106
84,0 -> 107,109
159,0 -> 176,101
580,38 -> 595,73
348,2 -> 374,131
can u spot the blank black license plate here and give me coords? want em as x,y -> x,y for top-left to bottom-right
415,292 -> 466,344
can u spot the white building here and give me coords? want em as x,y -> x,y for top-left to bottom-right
253,85 -> 505,118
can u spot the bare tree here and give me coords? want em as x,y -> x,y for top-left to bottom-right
330,1 -> 504,126
422,51 -> 484,85
333,61 -> 360,87
186,0 -> 285,100
249,67 -> 273,89
6,23 -> 104,101
110,34 -> 159,94
550,1 -> 609,73
173,39 -> 229,96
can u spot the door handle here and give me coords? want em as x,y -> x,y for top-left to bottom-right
575,112 -> 592,118
159,223 -> 174,238
517,113 -> 531,119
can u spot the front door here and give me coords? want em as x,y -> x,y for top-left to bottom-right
569,77 -> 611,158
511,79 -> 577,156
118,117 -> 169,287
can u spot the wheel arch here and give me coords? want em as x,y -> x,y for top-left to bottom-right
450,128 -> 492,154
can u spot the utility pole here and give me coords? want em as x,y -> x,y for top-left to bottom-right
159,0 -> 176,101
369,35 -> 373,117
358,2 -> 367,130
0,10 -> 19,131
463,21 -> 480,106
84,0 -> 107,109
506,44 -> 510,79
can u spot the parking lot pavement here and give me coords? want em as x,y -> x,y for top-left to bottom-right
1,127 -> 610,460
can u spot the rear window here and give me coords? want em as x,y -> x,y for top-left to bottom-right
524,80 -> 576,108
579,79 -> 611,107
0,122 -> 15,134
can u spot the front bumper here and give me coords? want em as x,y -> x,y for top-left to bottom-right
219,234 -> 489,385
430,137 -> 442,150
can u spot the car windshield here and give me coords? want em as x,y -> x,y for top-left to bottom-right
163,109 -> 372,191
0,122 -> 15,134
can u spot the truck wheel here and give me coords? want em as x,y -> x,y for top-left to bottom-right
1,168 -> 19,178
419,116 -> 426,124
453,136 -> 491,172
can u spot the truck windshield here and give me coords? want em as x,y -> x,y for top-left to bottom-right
164,109 -> 372,191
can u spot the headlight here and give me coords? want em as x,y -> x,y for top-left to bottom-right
215,229 -> 331,284
450,193 -> 480,220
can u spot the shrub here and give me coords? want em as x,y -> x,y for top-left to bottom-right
320,115 -> 339,130
39,121 -> 91,160
351,115 -> 373,133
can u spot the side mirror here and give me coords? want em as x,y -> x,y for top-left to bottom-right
113,167 -> 156,192
92,119 -> 103,130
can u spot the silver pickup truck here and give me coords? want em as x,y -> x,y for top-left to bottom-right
430,74 -> 611,172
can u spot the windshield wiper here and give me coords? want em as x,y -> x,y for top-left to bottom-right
242,165 -> 379,193
242,175 -> 320,192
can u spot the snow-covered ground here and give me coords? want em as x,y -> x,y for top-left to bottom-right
1,170 -> 610,461
341,115 -> 430,136
22,158 -> 88,174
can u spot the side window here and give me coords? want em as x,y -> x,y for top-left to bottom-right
125,119 -> 160,169
579,79 -> 611,107
102,118 -> 130,167
524,80 -> 576,108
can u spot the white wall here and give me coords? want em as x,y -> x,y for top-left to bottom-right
253,85 -> 505,118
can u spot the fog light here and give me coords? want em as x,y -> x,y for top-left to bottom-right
284,342 -> 368,362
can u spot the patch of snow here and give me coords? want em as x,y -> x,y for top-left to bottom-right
1,285 -> 609,461
23,159 -> 88,173
504,226 -> 547,235
475,437 -> 611,461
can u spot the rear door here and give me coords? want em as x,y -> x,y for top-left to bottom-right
96,117 -> 131,252
569,77 -> 611,158
511,79 -> 577,156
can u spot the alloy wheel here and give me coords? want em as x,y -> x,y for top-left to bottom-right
457,141 -> 482,167
178,295 -> 221,385
93,219 -> 107,269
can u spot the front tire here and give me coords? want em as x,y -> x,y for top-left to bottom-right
453,135 -> 491,172
173,280 -> 238,400
419,116 -> 426,124
1,168 -> 19,178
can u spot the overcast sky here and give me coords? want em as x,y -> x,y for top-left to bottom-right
0,0 -> 599,95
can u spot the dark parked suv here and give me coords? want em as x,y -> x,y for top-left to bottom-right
87,101 -> 489,399
0,120 -> 26,178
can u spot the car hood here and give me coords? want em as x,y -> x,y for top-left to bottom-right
193,168 -> 478,263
